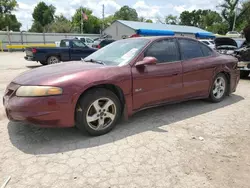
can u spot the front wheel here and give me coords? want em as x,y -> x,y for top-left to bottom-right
209,73 -> 228,103
76,88 -> 122,136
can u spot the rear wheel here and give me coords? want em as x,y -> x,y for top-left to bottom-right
47,56 -> 60,65
240,71 -> 249,79
209,73 -> 228,103
76,88 -> 122,136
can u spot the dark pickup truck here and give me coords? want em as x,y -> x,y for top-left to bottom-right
24,39 -> 97,65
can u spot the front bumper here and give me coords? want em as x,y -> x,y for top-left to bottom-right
3,83 -> 75,128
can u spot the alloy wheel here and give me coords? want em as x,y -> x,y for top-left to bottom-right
86,98 -> 116,130
212,76 -> 226,99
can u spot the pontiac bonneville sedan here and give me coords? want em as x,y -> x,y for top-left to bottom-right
3,37 -> 240,136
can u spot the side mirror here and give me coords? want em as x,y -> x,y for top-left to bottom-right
135,56 -> 157,67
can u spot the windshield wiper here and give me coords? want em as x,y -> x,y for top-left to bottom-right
83,58 -> 106,65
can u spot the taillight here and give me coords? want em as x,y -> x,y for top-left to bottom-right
32,48 -> 37,53
97,45 -> 101,49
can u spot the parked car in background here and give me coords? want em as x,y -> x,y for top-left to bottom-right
6,37 -> 240,136
214,37 -> 239,55
24,39 -> 97,65
199,39 -> 215,49
226,31 -> 241,38
92,39 -> 115,49
215,37 -> 250,78
75,37 -> 95,47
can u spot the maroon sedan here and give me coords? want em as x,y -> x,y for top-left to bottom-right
3,37 -> 240,136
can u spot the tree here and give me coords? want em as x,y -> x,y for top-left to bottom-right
218,0 -> 249,31
72,7 -> 101,34
114,6 -> 138,21
138,16 -> 153,23
0,0 -> 21,31
146,19 -> 153,23
47,15 -> 72,33
236,1 -> 250,31
30,2 -> 56,32
165,15 -> 178,25
103,15 -> 115,28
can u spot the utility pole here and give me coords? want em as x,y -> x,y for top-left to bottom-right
232,1 -> 239,31
102,4 -> 104,35
81,7 -> 83,34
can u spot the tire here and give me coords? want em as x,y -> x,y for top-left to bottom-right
39,61 -> 48,65
209,73 -> 228,103
47,56 -> 60,65
240,71 -> 249,79
76,88 -> 122,136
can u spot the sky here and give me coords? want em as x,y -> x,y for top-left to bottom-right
15,0 -> 223,30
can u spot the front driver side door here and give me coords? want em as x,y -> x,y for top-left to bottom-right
70,40 -> 90,60
132,38 -> 183,110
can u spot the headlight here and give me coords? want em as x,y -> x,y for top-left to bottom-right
16,86 -> 63,97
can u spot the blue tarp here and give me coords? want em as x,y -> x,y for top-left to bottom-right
136,29 -> 175,36
195,32 -> 215,39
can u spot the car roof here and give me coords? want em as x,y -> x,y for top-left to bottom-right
126,36 -> 198,41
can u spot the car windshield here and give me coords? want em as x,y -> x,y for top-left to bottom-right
84,38 -> 149,66
234,39 -> 245,48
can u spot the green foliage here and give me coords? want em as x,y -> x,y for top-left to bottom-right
0,0 -> 17,14
46,15 -> 72,33
72,7 -> 101,34
114,6 -> 138,21
103,15 -> 115,28
219,0 -> 240,31
0,0 -> 21,31
165,15 -> 178,25
180,9 -> 226,33
146,19 -> 153,23
30,2 -> 56,32
138,17 -> 153,23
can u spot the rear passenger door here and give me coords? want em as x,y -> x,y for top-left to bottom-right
178,38 -> 216,98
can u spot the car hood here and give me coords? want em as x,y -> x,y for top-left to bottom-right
215,37 -> 238,49
12,61 -> 104,85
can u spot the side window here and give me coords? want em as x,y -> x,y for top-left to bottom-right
145,39 -> 180,63
179,39 -> 203,60
86,38 -> 93,43
200,43 -> 213,57
72,40 -> 87,48
80,38 -> 85,42
202,41 -> 209,45
60,40 -> 70,47
60,40 -> 66,47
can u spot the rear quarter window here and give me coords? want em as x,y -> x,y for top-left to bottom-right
200,43 -> 214,57
179,39 -> 204,60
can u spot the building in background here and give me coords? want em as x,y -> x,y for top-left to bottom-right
103,20 -> 215,40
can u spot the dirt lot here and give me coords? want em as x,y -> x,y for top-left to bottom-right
0,52 -> 249,188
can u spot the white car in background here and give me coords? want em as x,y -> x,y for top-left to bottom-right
199,39 -> 215,49
226,31 -> 241,38
75,37 -> 95,47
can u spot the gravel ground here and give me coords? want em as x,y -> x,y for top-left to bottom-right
0,52 -> 249,188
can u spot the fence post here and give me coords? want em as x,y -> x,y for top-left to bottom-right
0,41 -> 3,52
6,26 -> 11,52
43,32 -> 46,44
